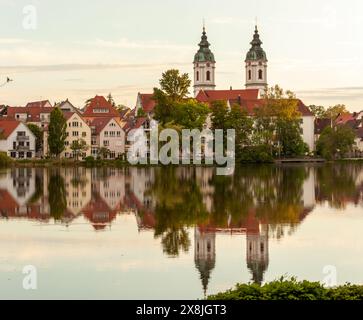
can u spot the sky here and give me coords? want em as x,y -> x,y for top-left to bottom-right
0,0 -> 363,111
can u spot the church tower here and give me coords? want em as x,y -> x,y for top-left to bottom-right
246,224 -> 269,284
245,26 -> 268,93
193,26 -> 216,97
194,227 -> 216,297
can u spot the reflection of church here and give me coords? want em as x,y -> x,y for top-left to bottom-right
194,227 -> 216,297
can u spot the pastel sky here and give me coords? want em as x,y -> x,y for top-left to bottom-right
0,0 -> 363,111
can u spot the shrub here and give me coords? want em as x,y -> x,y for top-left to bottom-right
207,278 -> 363,300
84,156 -> 96,167
238,145 -> 274,163
0,152 -> 13,167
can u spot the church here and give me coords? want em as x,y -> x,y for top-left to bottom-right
193,25 -> 315,152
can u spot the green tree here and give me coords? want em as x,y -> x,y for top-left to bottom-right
173,100 -> 210,130
325,104 -> 349,120
48,107 -> 67,158
211,100 -> 229,131
107,93 -> 116,107
27,124 -> 43,153
98,147 -> 110,160
308,105 -> 326,118
260,85 -> 307,157
48,170 -> 67,220
159,69 -> 191,101
317,125 -> 356,159
70,139 -> 89,160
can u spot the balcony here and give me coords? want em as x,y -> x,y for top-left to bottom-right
17,136 -> 30,142
16,145 -> 30,152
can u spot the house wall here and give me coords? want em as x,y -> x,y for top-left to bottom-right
62,114 -> 92,159
302,116 -> 315,152
0,122 -> 36,158
99,119 -> 125,159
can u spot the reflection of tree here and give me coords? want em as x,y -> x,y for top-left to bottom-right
148,167 -> 209,257
316,164 -> 363,209
209,165 -> 308,239
48,169 -> 67,220
28,170 -> 43,204
160,227 -> 191,256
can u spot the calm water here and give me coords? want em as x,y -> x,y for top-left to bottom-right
0,164 -> 363,300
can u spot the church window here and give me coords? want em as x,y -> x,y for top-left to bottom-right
258,69 -> 263,80
206,71 -> 211,81
196,71 -> 199,81
248,70 -> 252,80
207,241 -> 211,253
260,243 -> 264,253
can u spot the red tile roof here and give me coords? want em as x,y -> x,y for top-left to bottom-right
7,106 -> 54,122
335,113 -> 355,125
196,89 -> 260,103
83,96 -> 119,117
0,119 -> 21,139
26,100 -> 52,108
89,117 -> 114,135
138,93 -> 156,113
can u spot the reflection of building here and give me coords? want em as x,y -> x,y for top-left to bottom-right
246,224 -> 269,285
194,227 -> 216,297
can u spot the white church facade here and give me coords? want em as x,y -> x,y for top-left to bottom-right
193,25 -> 315,151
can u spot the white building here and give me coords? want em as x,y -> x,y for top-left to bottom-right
193,26 -> 216,97
0,120 -> 36,159
245,26 -> 268,93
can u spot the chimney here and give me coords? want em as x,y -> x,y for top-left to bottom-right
230,86 -> 233,90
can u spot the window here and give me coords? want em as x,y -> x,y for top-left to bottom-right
82,132 -> 86,137
65,141 -> 69,146
104,131 -> 108,137
103,140 -> 109,147
72,121 -> 79,127
13,142 -> 16,149
93,108 -> 109,113
26,152 -> 32,158
110,131 -> 115,137
117,131 -> 121,137
196,71 -> 199,81
91,139 -> 97,145
11,152 -> 16,158
206,71 -> 211,81
258,69 -> 263,80
26,142 -> 30,147
110,151 -> 116,159
72,131 -> 79,137
248,70 -> 252,80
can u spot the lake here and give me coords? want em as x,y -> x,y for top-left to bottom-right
0,164 -> 362,300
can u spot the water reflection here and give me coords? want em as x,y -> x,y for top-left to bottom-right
0,164 -> 362,295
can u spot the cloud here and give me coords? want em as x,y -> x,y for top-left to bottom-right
211,17 -> 253,25
0,62 -> 190,74
0,38 -> 30,44
297,87 -> 363,105
79,38 -> 194,51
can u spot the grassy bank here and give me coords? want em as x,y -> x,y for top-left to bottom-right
207,278 -> 363,300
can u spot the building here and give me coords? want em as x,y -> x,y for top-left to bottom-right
196,89 -> 315,151
0,120 -> 36,159
54,99 -> 79,113
83,95 -> 120,119
135,93 -> 156,118
7,105 -> 53,129
89,117 -> 125,159
245,26 -> 268,92
43,112 -> 92,159
193,26 -> 216,97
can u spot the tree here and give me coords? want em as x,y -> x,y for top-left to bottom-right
48,170 -> 67,220
260,85 -> 307,157
27,124 -> 43,154
107,93 -> 116,107
70,139 -> 89,160
172,100 -> 210,130
48,107 -> 67,158
159,69 -> 191,101
308,105 -> 326,119
211,100 -> 229,132
98,147 -> 110,160
316,125 -> 356,159
325,104 -> 349,120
